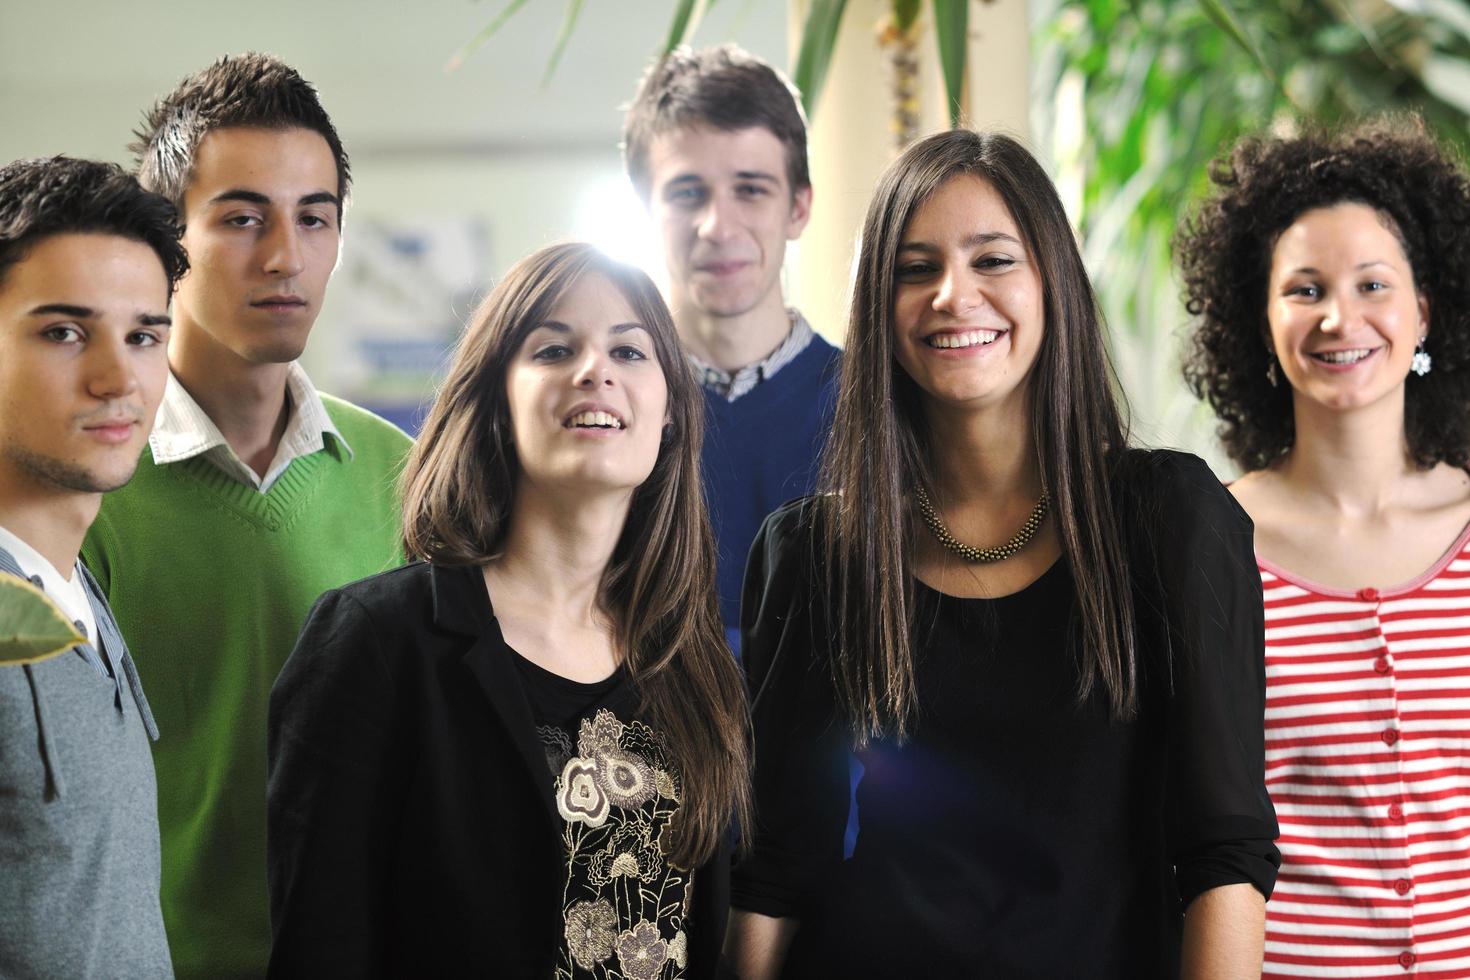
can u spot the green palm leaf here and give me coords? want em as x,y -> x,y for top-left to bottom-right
792,0 -> 850,118
446,0 -> 533,72
663,0 -> 716,53
931,0 -> 969,126
1194,0 -> 1291,102
542,0 -> 589,88
893,0 -> 923,33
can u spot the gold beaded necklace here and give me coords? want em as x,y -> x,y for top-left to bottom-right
914,485 -> 1050,563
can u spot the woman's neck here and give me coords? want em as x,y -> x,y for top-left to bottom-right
924,398 -> 1041,503
1278,392 -> 1415,518
910,396 -> 1060,600
485,482 -> 632,629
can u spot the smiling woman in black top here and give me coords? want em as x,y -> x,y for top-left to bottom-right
724,131 -> 1280,979
266,243 -> 750,979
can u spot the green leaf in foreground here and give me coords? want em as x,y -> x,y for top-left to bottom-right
663,0 -> 711,54
793,0 -> 850,119
1194,0 -> 1289,100
0,575 -> 84,666
931,0 -> 970,127
541,0 -> 589,89
445,0 -> 533,72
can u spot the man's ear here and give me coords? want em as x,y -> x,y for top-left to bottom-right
786,185 -> 813,241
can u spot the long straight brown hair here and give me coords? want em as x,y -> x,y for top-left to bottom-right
401,242 -> 750,867
822,130 -> 1136,745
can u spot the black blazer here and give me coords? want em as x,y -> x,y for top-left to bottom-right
266,561 -> 730,978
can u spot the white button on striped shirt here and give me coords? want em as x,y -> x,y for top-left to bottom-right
1262,527 -> 1470,979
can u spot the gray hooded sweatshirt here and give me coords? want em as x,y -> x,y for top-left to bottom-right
0,546 -> 172,978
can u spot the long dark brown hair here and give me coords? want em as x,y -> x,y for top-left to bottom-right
401,242 -> 750,866
822,130 -> 1136,744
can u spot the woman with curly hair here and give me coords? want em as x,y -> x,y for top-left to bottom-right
1179,117 -> 1470,977
266,243 -> 750,978
726,129 -> 1279,978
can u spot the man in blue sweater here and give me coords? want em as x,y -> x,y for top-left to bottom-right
623,44 -> 840,657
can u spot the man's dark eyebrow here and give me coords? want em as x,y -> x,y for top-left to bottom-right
210,189 -> 271,207
300,191 -> 341,210
28,303 -> 94,318
898,232 -> 1023,252
208,189 -> 341,210
29,304 -> 171,327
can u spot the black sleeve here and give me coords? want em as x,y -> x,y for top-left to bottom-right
1135,452 -> 1281,909
730,501 -> 852,919
266,588 -> 405,978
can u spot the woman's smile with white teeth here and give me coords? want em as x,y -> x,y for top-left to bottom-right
1311,347 -> 1377,365
926,329 -> 1001,349
565,410 -> 625,429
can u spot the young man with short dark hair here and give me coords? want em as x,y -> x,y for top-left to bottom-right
80,54 -> 412,979
623,44 -> 840,655
0,155 -> 187,978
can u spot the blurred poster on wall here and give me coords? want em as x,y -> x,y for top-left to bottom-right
305,215 -> 491,436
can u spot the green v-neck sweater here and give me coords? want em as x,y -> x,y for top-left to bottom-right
81,394 -> 412,980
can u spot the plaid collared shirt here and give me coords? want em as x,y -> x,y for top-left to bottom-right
687,309 -> 816,402
149,363 -> 353,493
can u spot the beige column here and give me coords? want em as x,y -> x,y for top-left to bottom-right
787,0 -> 1031,345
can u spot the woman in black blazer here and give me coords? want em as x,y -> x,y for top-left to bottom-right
266,243 -> 751,979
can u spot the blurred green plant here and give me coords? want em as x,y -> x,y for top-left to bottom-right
0,576 -> 84,666
449,0 -> 975,127
1034,0 -> 1470,471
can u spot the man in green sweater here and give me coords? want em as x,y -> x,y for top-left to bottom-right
82,54 -> 412,979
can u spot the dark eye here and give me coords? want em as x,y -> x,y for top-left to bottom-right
533,343 -> 572,361
612,344 -> 648,362
42,325 -> 83,344
300,213 -> 331,229
735,183 -> 769,199
666,185 -> 705,206
225,214 -> 262,228
127,330 -> 164,348
896,262 -> 937,281
1287,284 -> 1320,300
1361,280 -> 1388,293
975,256 -> 1016,271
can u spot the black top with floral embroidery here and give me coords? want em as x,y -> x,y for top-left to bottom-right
514,655 -> 691,980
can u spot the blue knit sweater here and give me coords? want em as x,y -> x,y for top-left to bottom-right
701,334 -> 840,655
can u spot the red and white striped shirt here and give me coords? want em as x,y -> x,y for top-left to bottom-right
1262,525 -> 1470,979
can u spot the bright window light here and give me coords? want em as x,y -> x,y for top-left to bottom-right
573,174 -> 667,291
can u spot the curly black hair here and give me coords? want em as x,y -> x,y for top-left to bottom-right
0,156 -> 189,290
1177,116 -> 1470,472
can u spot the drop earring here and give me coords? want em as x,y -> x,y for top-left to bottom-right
1266,357 -> 1280,388
1411,337 -> 1432,377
